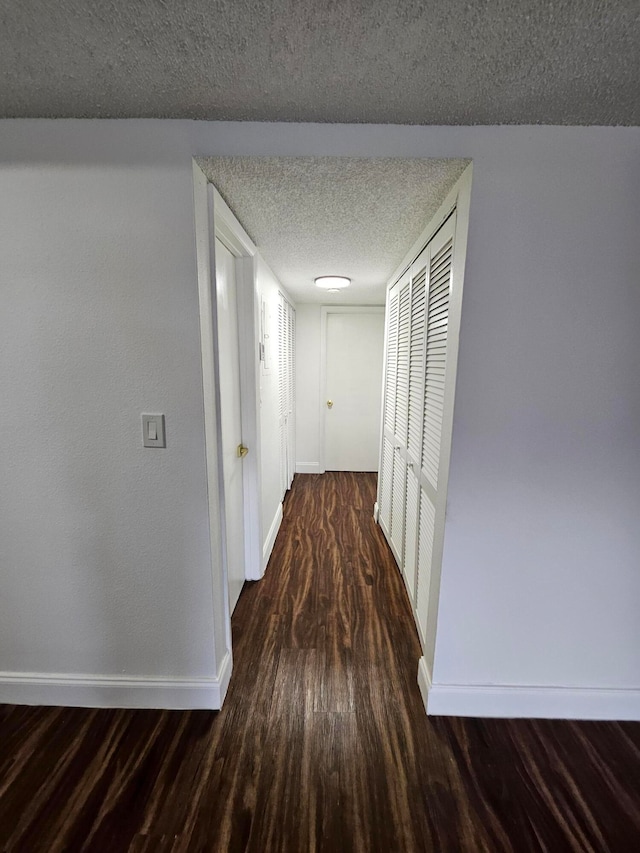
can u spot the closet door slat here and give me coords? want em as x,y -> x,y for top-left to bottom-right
421,237 -> 453,490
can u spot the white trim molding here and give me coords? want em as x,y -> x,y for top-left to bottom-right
263,502 -> 284,572
192,160 -> 234,698
418,657 -> 640,721
212,190 -> 257,259
211,186 -> 264,585
0,652 -> 232,710
295,463 -> 323,475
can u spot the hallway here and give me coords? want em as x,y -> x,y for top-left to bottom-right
1,473 -> 640,851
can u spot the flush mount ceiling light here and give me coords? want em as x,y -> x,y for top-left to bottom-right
314,276 -> 351,290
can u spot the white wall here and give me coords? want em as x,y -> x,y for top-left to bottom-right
0,120 -> 639,717
0,135 -> 217,699
295,304 -> 323,473
432,134 -> 640,707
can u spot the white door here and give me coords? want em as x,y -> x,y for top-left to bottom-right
378,290 -> 399,539
215,238 -> 245,614
415,215 -> 456,641
378,213 -> 457,625
324,310 -> 385,472
390,277 -> 411,562
378,275 -> 410,566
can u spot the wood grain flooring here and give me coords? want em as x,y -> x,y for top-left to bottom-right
1,472 -> 640,851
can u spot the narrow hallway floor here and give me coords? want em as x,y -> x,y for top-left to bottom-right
1,472 -> 639,851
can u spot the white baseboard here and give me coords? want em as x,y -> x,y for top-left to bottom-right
0,652 -> 233,710
262,502 -> 283,572
417,657 -> 640,720
295,463 -> 323,474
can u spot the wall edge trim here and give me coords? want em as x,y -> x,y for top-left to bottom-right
262,502 -> 284,574
0,656 -> 233,710
417,659 -> 640,720
295,463 -> 323,474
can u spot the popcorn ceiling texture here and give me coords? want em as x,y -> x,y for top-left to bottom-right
1,0 -> 639,125
198,157 -> 469,304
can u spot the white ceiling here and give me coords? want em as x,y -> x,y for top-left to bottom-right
197,157 -> 469,304
1,0 -> 639,125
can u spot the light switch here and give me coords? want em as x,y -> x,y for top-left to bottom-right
142,414 -> 166,448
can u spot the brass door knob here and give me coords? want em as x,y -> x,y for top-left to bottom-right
237,444 -> 249,458
326,400 -> 334,409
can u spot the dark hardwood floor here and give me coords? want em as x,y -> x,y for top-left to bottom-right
1,472 -> 640,851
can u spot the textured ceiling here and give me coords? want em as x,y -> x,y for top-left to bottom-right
1,0 -> 639,125
198,157 -> 469,304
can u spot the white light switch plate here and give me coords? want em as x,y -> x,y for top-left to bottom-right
142,414 -> 166,448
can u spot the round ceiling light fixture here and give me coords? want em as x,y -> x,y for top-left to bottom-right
314,275 -> 351,290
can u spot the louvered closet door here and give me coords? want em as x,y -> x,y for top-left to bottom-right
278,294 -> 295,497
415,214 -> 456,642
378,283 -> 399,537
278,296 -> 287,497
389,275 -> 411,563
402,259 -> 427,605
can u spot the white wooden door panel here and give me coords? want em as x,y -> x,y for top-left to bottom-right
388,276 -> 411,560
414,215 -> 455,642
416,487 -> 436,641
390,446 -> 406,562
421,232 -> 453,491
379,435 -> 394,537
325,311 -> 385,472
407,266 -> 427,463
377,209 -> 459,652
394,280 -> 411,443
215,238 -> 245,615
383,289 -> 399,436
403,463 -> 420,603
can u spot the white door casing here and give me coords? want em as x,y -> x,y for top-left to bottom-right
324,309 -> 385,472
193,167 -> 263,704
215,238 -> 246,614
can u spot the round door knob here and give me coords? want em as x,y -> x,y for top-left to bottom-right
327,400 -> 334,409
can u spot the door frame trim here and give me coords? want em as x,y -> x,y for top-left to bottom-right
191,161 -> 264,706
319,305 -> 385,474
212,189 -> 264,586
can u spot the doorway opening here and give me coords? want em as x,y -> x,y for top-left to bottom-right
193,156 -> 472,709
320,306 -> 385,473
